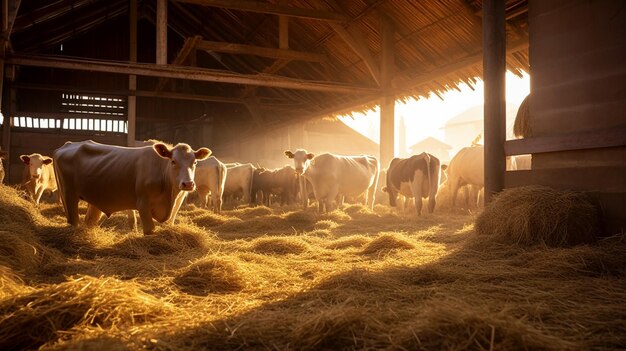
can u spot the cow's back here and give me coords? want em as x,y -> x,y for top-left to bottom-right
195,156 -> 224,190
448,146 -> 484,187
54,141 -> 162,214
307,153 -> 378,196
224,163 -> 255,193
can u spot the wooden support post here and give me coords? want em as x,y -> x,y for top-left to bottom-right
127,0 -> 137,146
483,0 -> 506,203
379,17 -> 395,168
156,0 -> 167,65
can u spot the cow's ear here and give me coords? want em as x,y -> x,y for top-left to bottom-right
284,150 -> 294,159
381,186 -> 388,193
20,155 -> 30,164
152,143 -> 173,159
194,147 -> 212,160
306,153 -> 315,160
43,158 -> 53,165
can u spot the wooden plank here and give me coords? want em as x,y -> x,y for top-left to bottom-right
6,54 -> 379,94
156,0 -> 167,65
128,0 -> 137,146
16,111 -> 126,121
329,23 -> 381,85
482,0 -> 506,203
379,17 -> 394,167
156,35 -> 202,91
173,0 -> 348,22
196,40 -> 326,62
504,127 -> 626,156
504,167 -> 626,192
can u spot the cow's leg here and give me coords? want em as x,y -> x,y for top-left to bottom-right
367,185 -> 376,210
215,188 -> 223,214
127,210 -> 138,232
326,184 -> 339,212
84,204 -> 103,227
63,192 -> 80,226
34,185 -> 45,205
167,192 -> 187,225
412,172 -> 424,216
450,178 -> 461,209
300,177 -> 308,209
137,201 -> 155,235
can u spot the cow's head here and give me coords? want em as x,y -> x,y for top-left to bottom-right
153,142 -> 211,191
20,154 -> 53,180
284,149 -> 314,175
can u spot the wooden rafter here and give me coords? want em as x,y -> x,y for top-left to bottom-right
12,0 -> 91,34
172,0 -> 348,22
196,40 -> 327,62
329,23 -> 381,86
156,35 -> 203,91
6,54 -> 380,94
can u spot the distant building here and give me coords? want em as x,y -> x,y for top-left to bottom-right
442,103 -> 520,156
408,137 -> 453,164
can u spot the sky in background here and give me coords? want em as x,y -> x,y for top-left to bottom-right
339,72 -> 530,147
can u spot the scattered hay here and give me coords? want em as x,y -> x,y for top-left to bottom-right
230,206 -> 273,219
193,212 -> 241,228
0,276 -> 169,351
250,237 -> 309,255
326,235 -> 369,250
174,258 -> 245,295
476,186 -> 601,247
306,229 -> 333,238
342,204 -> 370,216
361,232 -> 415,255
0,185 -> 49,228
320,210 -> 351,222
314,219 -> 338,230
108,227 -> 213,257
282,210 -> 317,227
290,307 -> 384,351
0,265 -> 30,299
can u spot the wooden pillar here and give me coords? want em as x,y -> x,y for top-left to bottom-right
156,0 -> 167,65
379,17 -> 395,168
482,0 -> 506,202
127,0 -> 137,146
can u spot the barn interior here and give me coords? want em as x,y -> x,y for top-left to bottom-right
3,0 -> 624,231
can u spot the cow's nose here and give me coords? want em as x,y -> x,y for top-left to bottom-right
180,181 -> 195,191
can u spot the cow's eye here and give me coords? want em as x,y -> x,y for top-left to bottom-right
193,161 -> 197,165
171,160 -> 176,165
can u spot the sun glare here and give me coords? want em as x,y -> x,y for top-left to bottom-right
339,72 -> 530,154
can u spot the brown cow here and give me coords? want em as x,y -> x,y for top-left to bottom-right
53,140 -> 211,234
251,165 -> 298,207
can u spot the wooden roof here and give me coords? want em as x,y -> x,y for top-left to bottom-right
4,0 -> 529,129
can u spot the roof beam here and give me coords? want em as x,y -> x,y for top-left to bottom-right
172,0 -> 348,22
156,35 -> 203,91
196,40 -> 327,62
6,54 -> 380,94
329,23 -> 381,85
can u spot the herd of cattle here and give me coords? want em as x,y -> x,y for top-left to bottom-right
0,139 -> 530,235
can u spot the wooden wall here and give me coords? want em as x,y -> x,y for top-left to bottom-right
514,0 -> 626,232
1,128 -> 126,184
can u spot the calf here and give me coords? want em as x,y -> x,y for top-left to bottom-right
20,153 -> 58,205
54,140 -> 210,234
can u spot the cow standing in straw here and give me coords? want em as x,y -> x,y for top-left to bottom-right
20,153 -> 58,205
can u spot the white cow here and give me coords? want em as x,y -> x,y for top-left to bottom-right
20,153 -> 58,205
195,156 -> 227,213
436,146 -> 484,209
223,163 -> 255,204
286,150 -> 379,213
53,140 -> 211,234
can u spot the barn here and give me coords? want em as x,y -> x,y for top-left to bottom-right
0,0 -> 625,349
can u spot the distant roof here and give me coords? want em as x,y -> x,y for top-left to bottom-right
306,119 -> 378,148
409,137 -> 452,151
444,103 -> 520,127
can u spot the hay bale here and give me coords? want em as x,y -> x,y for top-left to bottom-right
174,258 -> 245,295
0,276 -> 169,351
513,94 -> 531,138
250,237 -> 309,255
475,186 -> 601,247
361,232 -> 415,255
